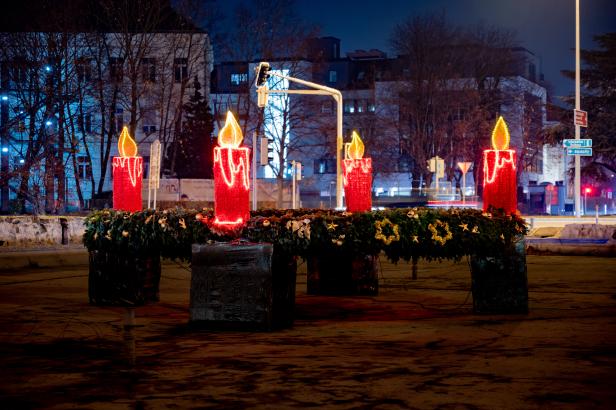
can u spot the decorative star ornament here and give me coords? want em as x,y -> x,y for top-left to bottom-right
459,223 -> 469,231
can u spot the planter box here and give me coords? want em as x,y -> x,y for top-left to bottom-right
190,242 -> 297,330
470,239 -> 528,314
307,253 -> 379,296
88,250 -> 161,306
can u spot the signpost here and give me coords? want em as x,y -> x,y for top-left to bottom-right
457,161 -> 473,204
566,147 -> 593,156
563,139 -> 592,148
147,140 -> 161,209
428,156 -> 444,193
574,109 -> 588,127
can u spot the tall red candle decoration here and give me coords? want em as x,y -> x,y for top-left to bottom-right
213,111 -> 250,228
343,131 -> 372,212
112,126 -> 143,212
483,116 -> 517,214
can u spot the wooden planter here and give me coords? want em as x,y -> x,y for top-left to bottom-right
190,242 -> 297,330
88,250 -> 161,306
470,239 -> 528,314
307,252 -> 379,296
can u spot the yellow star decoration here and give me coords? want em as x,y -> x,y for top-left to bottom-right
459,223 -> 469,231
327,222 -> 338,231
179,218 -> 187,229
374,218 -> 400,245
412,235 -> 419,243
500,234 -> 505,241
145,214 -> 154,224
472,226 -> 480,234
428,220 -> 453,245
407,210 -> 419,219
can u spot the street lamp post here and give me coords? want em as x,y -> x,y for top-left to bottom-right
1,95 -> 9,213
574,0 -> 582,217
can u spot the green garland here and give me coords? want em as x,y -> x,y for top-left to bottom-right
83,207 -> 528,263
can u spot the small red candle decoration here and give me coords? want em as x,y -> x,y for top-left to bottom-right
343,131 -> 372,212
112,126 -> 143,212
483,116 -> 517,214
213,111 -> 250,228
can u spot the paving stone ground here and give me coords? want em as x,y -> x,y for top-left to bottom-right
0,253 -> 615,409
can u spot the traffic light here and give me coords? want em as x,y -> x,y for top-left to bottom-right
254,62 -> 271,87
259,137 -> 274,166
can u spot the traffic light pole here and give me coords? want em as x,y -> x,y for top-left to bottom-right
256,68 -> 344,209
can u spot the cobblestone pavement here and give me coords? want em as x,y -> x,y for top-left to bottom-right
0,255 -> 615,409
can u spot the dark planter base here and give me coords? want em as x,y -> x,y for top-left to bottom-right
190,243 -> 297,330
307,253 -> 379,296
470,240 -> 528,314
88,251 -> 161,307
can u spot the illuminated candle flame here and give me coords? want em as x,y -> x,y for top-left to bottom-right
491,116 -> 510,150
347,131 -> 365,160
118,126 -> 138,157
218,111 -> 243,148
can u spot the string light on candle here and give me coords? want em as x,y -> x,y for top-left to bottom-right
343,131 -> 372,212
482,116 -> 517,214
213,111 -> 250,229
112,126 -> 143,211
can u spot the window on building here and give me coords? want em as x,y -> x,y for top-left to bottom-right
11,62 -> 28,85
356,100 -> 365,113
115,108 -> 124,133
140,58 -> 156,82
174,58 -> 188,83
328,70 -> 337,83
76,58 -> 92,82
84,113 -> 92,133
77,155 -> 92,179
109,57 -> 123,82
528,63 -> 537,83
367,101 -> 376,112
313,158 -> 336,174
230,73 -> 248,85
344,100 -> 355,114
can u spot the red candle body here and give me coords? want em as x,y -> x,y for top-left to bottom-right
343,158 -> 372,212
213,146 -> 250,226
112,156 -> 143,212
482,149 -> 517,214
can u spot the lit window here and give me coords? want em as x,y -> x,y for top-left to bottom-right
76,58 -> 92,82
328,70 -> 337,83
367,102 -> 376,112
321,101 -> 333,114
230,73 -> 248,85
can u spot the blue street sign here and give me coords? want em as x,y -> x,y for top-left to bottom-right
563,139 -> 592,148
566,147 -> 593,156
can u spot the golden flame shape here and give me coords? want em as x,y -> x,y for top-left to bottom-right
491,116 -> 510,150
348,131 -> 365,160
118,126 -> 138,157
218,111 -> 243,148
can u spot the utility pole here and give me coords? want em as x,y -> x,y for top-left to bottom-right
0,95 -> 9,213
574,0 -> 581,217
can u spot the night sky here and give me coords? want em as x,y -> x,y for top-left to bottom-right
219,0 -> 616,101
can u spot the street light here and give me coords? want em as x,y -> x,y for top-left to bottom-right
574,0 -> 582,217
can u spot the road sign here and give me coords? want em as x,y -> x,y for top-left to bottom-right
563,138 -> 592,148
566,147 -> 592,156
574,109 -> 588,127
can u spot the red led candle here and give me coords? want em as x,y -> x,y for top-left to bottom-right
112,127 -> 143,212
482,116 -> 517,214
343,131 -> 372,212
213,112 -> 250,228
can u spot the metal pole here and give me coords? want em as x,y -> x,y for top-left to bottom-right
252,132 -> 257,211
462,173 -> 466,205
335,94 -> 343,209
574,0 -> 581,217
291,160 -> 296,209
0,97 -> 9,213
